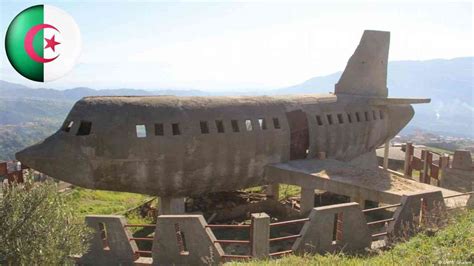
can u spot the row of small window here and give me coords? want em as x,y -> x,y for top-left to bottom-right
135,118 -> 281,138
316,110 -> 384,126
62,120 -> 92,135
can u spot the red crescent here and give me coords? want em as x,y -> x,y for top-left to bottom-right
24,24 -> 60,63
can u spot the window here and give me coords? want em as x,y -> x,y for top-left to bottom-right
355,112 -> 361,122
231,120 -> 240,132
273,118 -> 281,129
245,119 -> 253,131
372,110 -> 377,120
316,115 -> 323,126
136,125 -> 146,138
172,123 -> 180,135
379,110 -> 384,120
215,120 -> 225,133
347,113 -> 352,123
337,114 -> 344,124
327,114 -> 333,125
76,121 -> 92,136
62,121 -> 74,132
200,121 -> 209,134
364,111 -> 370,121
155,123 -> 164,136
258,118 -> 267,130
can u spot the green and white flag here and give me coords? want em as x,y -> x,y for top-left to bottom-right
5,5 -> 81,82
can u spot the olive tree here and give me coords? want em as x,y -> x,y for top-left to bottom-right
0,179 -> 91,265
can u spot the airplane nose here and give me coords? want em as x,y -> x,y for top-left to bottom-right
15,133 -> 94,187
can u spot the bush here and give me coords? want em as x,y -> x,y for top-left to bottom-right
0,180 -> 91,265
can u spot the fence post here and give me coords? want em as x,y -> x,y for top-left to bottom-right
250,213 -> 270,259
403,142 -> 412,176
383,140 -> 390,170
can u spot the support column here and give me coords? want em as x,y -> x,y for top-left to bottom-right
403,142 -> 413,177
351,195 -> 366,209
265,184 -> 280,200
300,187 -> 315,213
250,213 -> 270,259
383,140 -> 390,170
159,197 -> 185,215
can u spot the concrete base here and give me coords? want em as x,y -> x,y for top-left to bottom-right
159,197 -> 185,215
80,215 -> 138,265
293,202 -> 371,254
250,213 -> 270,258
387,191 -> 446,239
152,215 -> 224,265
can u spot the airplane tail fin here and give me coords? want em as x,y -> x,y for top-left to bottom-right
335,30 -> 390,97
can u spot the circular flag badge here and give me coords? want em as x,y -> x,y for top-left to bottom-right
5,5 -> 81,82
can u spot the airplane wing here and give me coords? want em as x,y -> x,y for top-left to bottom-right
265,159 -> 464,207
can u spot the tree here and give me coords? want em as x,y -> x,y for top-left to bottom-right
0,179 -> 91,265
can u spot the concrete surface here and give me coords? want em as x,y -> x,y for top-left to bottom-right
80,215 -> 138,266
293,202 -> 371,254
152,215 -> 224,265
266,159 -> 466,208
250,213 -> 270,258
452,150 -> 472,170
387,191 -> 446,239
16,30 -> 424,198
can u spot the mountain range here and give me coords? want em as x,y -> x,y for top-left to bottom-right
0,57 -> 472,160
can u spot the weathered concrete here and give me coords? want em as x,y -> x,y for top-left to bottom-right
293,202 -> 371,254
440,168 -> 474,193
467,194 -> 474,210
335,30 -> 389,97
80,215 -> 138,266
250,213 -> 270,258
387,191 -> 446,239
16,30 -> 429,198
266,159 -> 465,208
159,197 -> 185,215
300,187 -> 316,213
265,184 -> 280,200
152,215 -> 224,265
452,150 -> 472,170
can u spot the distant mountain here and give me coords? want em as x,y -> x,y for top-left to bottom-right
276,57 -> 473,137
0,57 -> 472,160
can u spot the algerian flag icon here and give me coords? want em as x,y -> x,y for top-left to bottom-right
5,5 -> 81,82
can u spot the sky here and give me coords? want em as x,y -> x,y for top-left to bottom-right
0,1 -> 472,91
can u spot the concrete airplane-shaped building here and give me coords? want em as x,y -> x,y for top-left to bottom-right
17,30 -> 430,201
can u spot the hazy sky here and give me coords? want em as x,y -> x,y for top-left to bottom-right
0,1 -> 472,91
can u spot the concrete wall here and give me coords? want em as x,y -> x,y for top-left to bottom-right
293,202 -> 371,254
80,215 -> 138,265
440,168 -> 474,193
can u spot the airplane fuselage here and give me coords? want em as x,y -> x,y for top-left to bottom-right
16,93 -> 413,196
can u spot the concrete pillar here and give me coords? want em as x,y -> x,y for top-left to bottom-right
383,140 -> 390,170
159,197 -> 185,215
250,213 -> 270,259
318,152 -> 326,160
300,187 -> 315,213
265,184 -> 280,200
403,142 -> 412,176
351,195 -> 365,209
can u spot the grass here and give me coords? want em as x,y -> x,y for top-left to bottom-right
227,209 -> 474,265
425,146 -> 454,155
244,185 -> 301,201
66,187 -> 153,218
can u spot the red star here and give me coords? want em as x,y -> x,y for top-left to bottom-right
44,35 -> 61,52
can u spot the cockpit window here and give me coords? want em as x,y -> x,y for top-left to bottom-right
62,121 -> 74,132
77,121 -> 92,136
136,125 -> 146,138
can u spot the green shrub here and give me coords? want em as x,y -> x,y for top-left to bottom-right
0,181 -> 91,265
